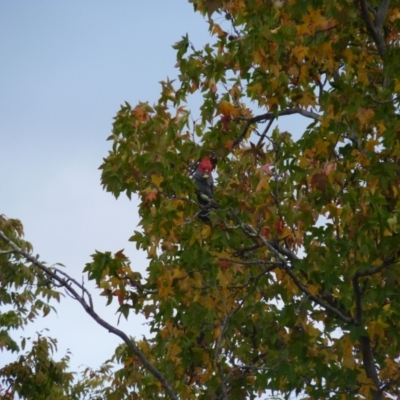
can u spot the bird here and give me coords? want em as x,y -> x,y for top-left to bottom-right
193,157 -> 218,221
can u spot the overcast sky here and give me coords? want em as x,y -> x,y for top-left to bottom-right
0,1 -> 309,392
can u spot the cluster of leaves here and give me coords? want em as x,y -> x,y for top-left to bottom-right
0,215 -> 59,353
2,0 -> 400,399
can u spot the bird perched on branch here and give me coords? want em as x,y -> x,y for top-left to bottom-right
193,157 -> 218,221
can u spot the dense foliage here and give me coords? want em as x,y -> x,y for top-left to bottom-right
2,0 -> 400,399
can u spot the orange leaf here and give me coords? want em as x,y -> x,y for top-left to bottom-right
224,140 -> 234,151
145,191 -> 158,202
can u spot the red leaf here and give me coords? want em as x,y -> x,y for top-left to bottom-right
260,227 -> 271,239
274,220 -> 283,235
219,260 -> 229,273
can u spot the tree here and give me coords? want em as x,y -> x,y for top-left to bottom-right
2,0 -> 400,398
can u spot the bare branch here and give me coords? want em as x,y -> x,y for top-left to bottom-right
256,117 -> 275,147
0,231 -> 179,400
233,107 -> 321,148
250,107 -> 321,123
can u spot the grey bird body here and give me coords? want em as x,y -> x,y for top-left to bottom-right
193,158 -> 218,221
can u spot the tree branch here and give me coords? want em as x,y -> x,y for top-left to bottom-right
217,257 -> 282,266
233,107 -> 321,148
352,276 -> 363,325
0,231 -> 179,400
354,260 -> 392,278
358,335 -> 382,400
359,0 -> 388,57
375,0 -> 390,30
283,266 -> 353,323
237,222 -> 353,322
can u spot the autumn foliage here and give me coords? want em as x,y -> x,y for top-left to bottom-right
2,0 -> 400,399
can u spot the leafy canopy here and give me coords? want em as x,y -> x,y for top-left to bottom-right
2,0 -> 400,399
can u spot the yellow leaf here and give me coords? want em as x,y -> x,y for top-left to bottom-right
266,96 -> 279,109
365,139 -> 379,151
395,78 -> 400,92
278,226 -> 292,240
356,108 -> 375,127
203,296 -> 216,309
297,91 -> 317,108
368,318 -> 390,339
213,326 -> 221,339
315,138 -> 330,155
256,175 -> 270,192
296,24 -> 311,36
166,342 -> 182,361
201,225 -> 212,239
172,268 -> 186,279
212,23 -> 226,37
292,45 -> 309,61
341,334 -> 355,369
158,282 -> 174,299
253,46 -> 268,67
217,269 -> 228,287
151,174 -> 164,188
358,70 -> 369,85
380,357 -> 400,381
148,243 -> 157,258
217,101 -> 240,117
307,284 -> 319,296
376,121 -> 386,135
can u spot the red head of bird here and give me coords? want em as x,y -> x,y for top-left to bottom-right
198,157 -> 214,177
